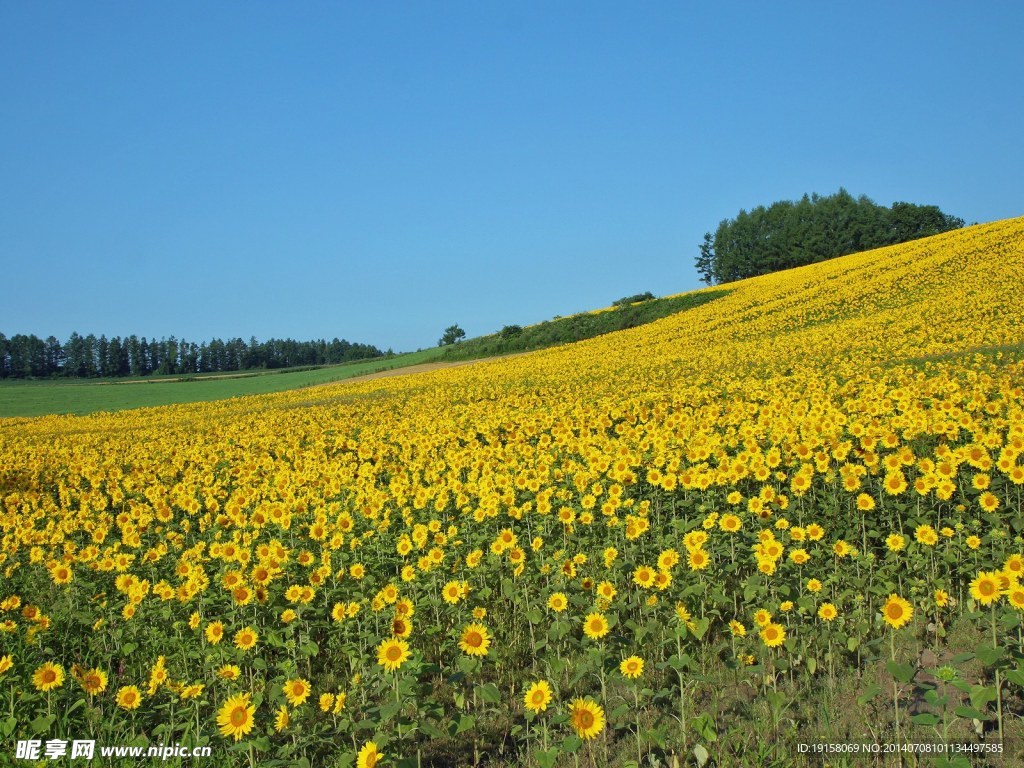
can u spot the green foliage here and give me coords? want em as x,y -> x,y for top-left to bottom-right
611,291 -> 655,307
697,188 -> 964,285
438,324 -> 467,346
434,289 -> 728,362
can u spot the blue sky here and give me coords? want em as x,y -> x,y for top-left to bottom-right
2,2 -> 1022,352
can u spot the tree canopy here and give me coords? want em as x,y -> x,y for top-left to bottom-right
696,189 -> 964,285
0,332 -> 382,379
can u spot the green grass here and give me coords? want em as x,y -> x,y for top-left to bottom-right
0,288 -> 730,418
0,351 -> 439,418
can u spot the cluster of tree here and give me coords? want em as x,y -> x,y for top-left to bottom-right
0,332 -> 382,379
611,291 -> 655,307
695,189 -> 964,285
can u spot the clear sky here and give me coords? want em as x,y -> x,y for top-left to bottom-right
2,2 -> 1022,353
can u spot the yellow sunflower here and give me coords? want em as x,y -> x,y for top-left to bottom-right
377,638 -> 411,672
356,741 -> 382,768
619,655 -> 644,679
283,678 -> 311,707
459,623 -> 491,657
547,592 -> 568,612
217,692 -> 256,741
116,685 -> 142,710
969,571 -> 1001,606
233,626 -> 258,651
523,680 -> 552,714
881,594 -> 913,630
32,662 -> 65,692
760,622 -> 786,648
582,612 -> 609,640
568,698 -> 605,740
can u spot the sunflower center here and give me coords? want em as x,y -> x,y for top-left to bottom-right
980,581 -> 996,596
42,670 -> 56,683
887,605 -> 904,619
576,710 -> 594,728
231,708 -> 247,727
466,632 -> 482,647
386,646 -> 402,661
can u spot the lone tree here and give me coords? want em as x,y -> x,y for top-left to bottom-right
696,189 -> 963,285
439,324 -> 466,346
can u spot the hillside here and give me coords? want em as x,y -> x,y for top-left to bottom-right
1,217 -> 1023,766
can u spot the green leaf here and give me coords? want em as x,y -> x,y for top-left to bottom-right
562,735 -> 582,753
30,714 -> 56,735
975,643 -> 1003,667
689,712 -> 717,742
477,683 -> 501,705
856,683 -> 882,706
847,636 -> 860,652
886,661 -> 915,684
970,685 -> 998,710
536,748 -> 560,768
456,713 -> 476,735
1005,668 -> 1024,687
806,657 -> 817,675
910,713 -> 941,726
1,717 -> 17,739
693,743 -> 711,767
954,705 -> 989,721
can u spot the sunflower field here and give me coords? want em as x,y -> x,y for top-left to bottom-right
2,217 -> 1024,766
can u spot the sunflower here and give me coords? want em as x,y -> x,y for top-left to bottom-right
217,664 -> 241,680
966,535 -> 982,550
523,680 -> 552,714
0,655 -> 12,676
356,741 -> 382,768
760,622 -> 786,648
205,621 -> 224,644
719,514 -> 742,533
377,638 -> 411,672
806,579 -> 823,593
687,548 -> 710,571
233,626 -> 258,651
855,493 -> 875,511
817,603 -> 838,622
217,692 -> 256,741
935,589 -> 950,608
979,492 -> 1000,513
1004,554 -> 1024,580
442,581 -> 464,605
274,705 -> 289,732
115,685 -> 142,710
885,534 -> 906,552
729,620 -> 746,637
319,693 -> 335,712
547,592 -> 568,612
632,565 -> 656,589
283,678 -> 311,707
392,616 -> 412,638
1007,586 -> 1024,611
969,571 -> 1001,606
882,594 -> 913,630
80,668 -> 108,695
582,612 -> 609,640
568,698 -> 605,740
32,662 -> 65,692
753,609 -> 772,627
459,623 -> 491,657
619,655 -> 644,679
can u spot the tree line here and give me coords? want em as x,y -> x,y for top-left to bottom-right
696,188 -> 964,285
0,332 -> 383,379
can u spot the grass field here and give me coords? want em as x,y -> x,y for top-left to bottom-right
0,351 -> 447,418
